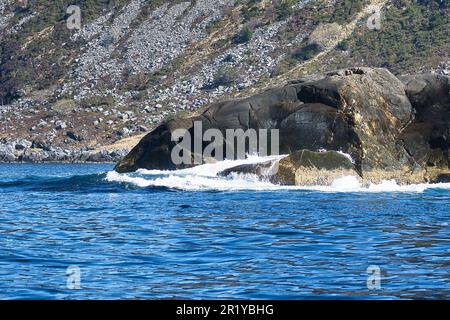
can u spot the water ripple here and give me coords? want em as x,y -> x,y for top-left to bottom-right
0,164 -> 449,299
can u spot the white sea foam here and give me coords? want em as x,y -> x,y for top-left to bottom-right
336,151 -> 355,164
106,156 -> 450,193
297,176 -> 450,193
106,155 -> 285,191
107,170 -> 278,191
317,148 -> 355,164
135,155 -> 286,177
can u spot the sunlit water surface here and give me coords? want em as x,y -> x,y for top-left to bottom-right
0,162 -> 449,299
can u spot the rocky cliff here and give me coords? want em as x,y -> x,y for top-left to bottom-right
1,0 -> 448,160
116,67 -> 450,185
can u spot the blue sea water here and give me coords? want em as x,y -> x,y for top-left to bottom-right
0,162 -> 449,300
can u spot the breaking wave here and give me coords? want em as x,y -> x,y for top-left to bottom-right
106,156 -> 450,193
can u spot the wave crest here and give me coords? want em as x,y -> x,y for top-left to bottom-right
106,157 -> 450,193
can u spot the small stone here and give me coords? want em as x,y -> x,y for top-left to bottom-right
66,131 -> 84,141
15,139 -> 32,150
55,121 -> 67,130
138,125 -> 148,132
117,127 -> 130,137
31,140 -> 51,151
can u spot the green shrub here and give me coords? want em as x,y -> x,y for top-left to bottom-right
291,43 -> 322,61
274,0 -> 295,21
233,27 -> 253,44
81,95 -> 116,108
205,19 -> 221,34
337,40 -> 349,51
242,3 -> 264,21
331,0 -> 368,24
212,66 -> 240,87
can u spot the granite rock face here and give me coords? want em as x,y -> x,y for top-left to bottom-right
399,74 -> 450,170
116,68 -> 450,185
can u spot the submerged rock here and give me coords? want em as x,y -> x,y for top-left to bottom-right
219,150 -> 359,186
116,67 -> 450,185
218,160 -> 277,178
274,150 -> 358,185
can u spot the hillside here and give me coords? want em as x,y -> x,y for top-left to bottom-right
0,0 -> 449,155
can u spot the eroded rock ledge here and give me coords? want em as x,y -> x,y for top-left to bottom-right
115,67 -> 450,185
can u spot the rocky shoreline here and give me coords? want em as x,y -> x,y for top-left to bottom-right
116,67 -> 450,185
0,138 -> 128,163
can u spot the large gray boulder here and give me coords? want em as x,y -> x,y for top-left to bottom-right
115,68 -> 450,184
0,143 -> 17,162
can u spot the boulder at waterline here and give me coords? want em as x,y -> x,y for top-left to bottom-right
116,68 -> 450,185
219,150 -> 359,186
